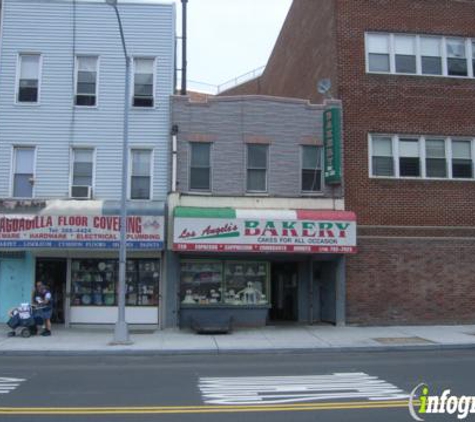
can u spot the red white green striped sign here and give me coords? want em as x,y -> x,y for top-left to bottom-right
173,208 -> 356,254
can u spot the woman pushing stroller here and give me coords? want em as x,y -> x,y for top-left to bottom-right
32,281 -> 53,336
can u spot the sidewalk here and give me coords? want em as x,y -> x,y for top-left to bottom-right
2,324 -> 475,355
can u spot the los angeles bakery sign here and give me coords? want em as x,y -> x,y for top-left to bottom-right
0,214 -> 164,250
173,210 -> 356,254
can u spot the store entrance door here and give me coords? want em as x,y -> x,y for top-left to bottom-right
35,259 -> 67,323
270,263 -> 298,322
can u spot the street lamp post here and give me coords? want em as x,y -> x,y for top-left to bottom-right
106,0 -> 131,344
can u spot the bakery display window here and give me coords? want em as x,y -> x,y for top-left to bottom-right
180,259 -> 270,306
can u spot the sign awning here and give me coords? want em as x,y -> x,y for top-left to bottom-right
0,214 -> 164,251
173,207 -> 356,254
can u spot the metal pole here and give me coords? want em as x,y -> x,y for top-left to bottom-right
108,0 -> 131,344
180,0 -> 188,95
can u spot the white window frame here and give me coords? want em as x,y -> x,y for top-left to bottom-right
365,32 -> 474,79
246,144 -> 269,193
188,142 -> 212,192
69,147 -> 96,198
300,145 -> 324,194
74,55 -> 100,108
10,145 -> 37,198
15,53 -> 43,105
128,148 -> 154,200
132,57 -> 157,108
369,134 -> 475,181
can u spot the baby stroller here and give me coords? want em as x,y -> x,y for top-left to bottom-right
7,303 -> 43,338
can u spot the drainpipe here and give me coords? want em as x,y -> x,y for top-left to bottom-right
171,125 -> 179,192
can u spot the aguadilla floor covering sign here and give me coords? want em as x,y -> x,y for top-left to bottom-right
173,208 -> 357,253
0,215 -> 164,249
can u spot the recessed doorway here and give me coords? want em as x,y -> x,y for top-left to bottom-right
269,262 -> 299,322
35,258 -> 68,323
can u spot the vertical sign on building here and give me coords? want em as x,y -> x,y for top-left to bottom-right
323,108 -> 342,184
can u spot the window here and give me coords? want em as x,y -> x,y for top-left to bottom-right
301,146 -> 323,192
17,54 -> 40,103
75,56 -> 98,106
371,136 -> 394,177
446,38 -> 467,77
394,35 -> 416,74
246,144 -> 268,192
421,37 -> 442,75
366,32 -> 475,78
72,149 -> 94,192
452,140 -> 473,178
425,139 -> 447,178
130,149 -> 151,199
370,134 -> 475,180
367,33 -> 390,72
399,138 -> 420,177
133,58 -> 154,107
189,143 -> 211,191
13,147 -> 35,198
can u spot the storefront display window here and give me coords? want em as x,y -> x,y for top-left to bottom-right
180,260 -> 269,306
72,259 -> 159,307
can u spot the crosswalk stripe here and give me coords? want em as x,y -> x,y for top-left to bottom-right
200,372 -> 407,405
0,377 -> 26,396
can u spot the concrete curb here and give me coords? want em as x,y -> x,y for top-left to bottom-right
1,343 -> 475,357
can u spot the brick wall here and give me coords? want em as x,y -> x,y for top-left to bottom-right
335,0 -> 475,227
227,0 -> 475,227
347,237 -> 475,325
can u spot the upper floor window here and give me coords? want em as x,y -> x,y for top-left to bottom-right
17,54 -> 41,103
301,145 -> 323,192
452,140 -> 473,178
71,148 -> 94,198
366,32 -> 473,78
367,33 -> 390,73
133,58 -> 154,108
189,143 -> 211,191
371,136 -> 394,177
13,147 -> 35,198
130,149 -> 152,199
246,144 -> 268,193
75,56 -> 98,106
421,37 -> 442,75
370,134 -> 475,180
394,35 -> 416,74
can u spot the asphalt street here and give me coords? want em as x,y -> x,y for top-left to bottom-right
0,349 -> 473,421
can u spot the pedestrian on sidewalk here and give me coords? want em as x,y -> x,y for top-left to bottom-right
32,281 -> 53,336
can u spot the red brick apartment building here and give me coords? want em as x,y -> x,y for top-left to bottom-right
224,0 -> 475,325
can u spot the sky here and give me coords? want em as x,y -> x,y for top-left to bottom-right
173,0 -> 292,92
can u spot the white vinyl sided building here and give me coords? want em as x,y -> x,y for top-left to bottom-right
0,0 -> 175,326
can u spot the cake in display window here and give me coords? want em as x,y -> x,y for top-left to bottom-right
180,260 -> 269,306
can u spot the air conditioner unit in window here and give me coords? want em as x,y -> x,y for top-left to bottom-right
71,185 -> 92,199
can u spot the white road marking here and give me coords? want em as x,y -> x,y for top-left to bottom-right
199,372 -> 408,405
0,377 -> 26,395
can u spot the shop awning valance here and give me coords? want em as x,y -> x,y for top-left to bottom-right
173,207 -> 356,254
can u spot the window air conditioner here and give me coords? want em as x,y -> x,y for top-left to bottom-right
71,185 -> 92,199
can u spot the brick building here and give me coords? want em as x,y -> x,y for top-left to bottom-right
223,0 -> 475,325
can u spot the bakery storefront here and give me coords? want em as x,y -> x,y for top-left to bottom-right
172,207 -> 357,328
0,202 -> 164,326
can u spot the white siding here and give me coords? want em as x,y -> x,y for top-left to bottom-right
0,0 -> 175,200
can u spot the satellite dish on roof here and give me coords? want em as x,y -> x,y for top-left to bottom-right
317,78 -> 332,95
